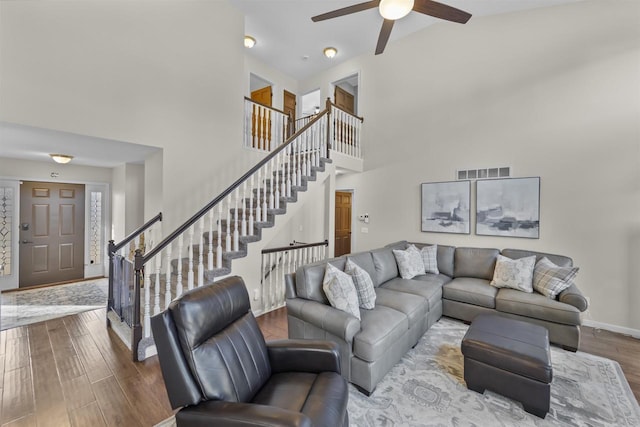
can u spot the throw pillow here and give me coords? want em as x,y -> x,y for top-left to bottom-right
322,263 -> 361,320
533,257 -> 579,299
345,259 -> 376,309
420,245 -> 439,275
490,254 -> 536,292
393,244 -> 425,279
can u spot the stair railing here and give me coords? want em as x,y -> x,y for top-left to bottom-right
244,97 -> 293,151
107,212 -> 162,328
260,239 -> 328,314
330,104 -> 364,158
128,102 -> 334,360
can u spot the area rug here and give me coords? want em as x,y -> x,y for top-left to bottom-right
1,278 -> 108,330
154,318 -> 640,427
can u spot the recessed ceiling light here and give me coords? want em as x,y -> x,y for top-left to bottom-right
323,47 -> 337,58
244,35 -> 256,48
49,154 -> 74,164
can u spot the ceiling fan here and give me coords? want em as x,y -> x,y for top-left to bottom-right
311,0 -> 472,55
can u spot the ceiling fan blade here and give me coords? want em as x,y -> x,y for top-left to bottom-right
375,19 -> 394,55
413,0 -> 471,24
312,0 -> 380,22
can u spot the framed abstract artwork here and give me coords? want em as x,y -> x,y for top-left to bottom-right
476,177 -> 540,238
421,180 -> 470,234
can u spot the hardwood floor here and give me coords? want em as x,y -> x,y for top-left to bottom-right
1,308 -> 638,426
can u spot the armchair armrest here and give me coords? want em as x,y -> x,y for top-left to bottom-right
267,339 -> 341,374
558,283 -> 589,312
177,400 -> 312,427
286,297 -> 360,343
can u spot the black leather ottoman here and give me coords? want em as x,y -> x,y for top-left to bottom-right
461,314 -> 553,418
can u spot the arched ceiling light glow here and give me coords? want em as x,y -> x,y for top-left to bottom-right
323,47 -> 337,58
379,0 -> 415,20
50,154 -> 74,164
244,35 -> 256,48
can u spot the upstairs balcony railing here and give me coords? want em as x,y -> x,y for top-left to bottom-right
244,97 -> 292,151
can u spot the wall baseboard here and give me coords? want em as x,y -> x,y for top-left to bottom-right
583,319 -> 640,339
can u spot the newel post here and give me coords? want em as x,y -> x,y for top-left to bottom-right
107,239 -> 116,327
132,249 -> 144,362
325,97 -> 332,157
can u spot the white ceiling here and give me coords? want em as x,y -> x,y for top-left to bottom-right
0,122 -> 160,169
231,0 -> 579,80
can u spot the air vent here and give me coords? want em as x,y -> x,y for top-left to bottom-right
457,167 -> 510,180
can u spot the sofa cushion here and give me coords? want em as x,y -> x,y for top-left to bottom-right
454,247 -> 499,280
322,264 -> 361,320
353,306 -> 408,362
501,248 -> 573,268
295,258 -> 346,304
443,277 -> 498,309
371,247 -> 399,286
381,277 -> 443,311
496,288 -> 581,326
345,259 -> 376,309
385,240 -> 408,250
393,245 -> 425,279
411,243 -> 455,277
490,254 -> 536,293
346,251 -> 379,286
374,288 -> 427,328
533,257 -> 579,299
420,245 -> 439,274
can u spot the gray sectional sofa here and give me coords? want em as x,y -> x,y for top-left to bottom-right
284,241 -> 588,395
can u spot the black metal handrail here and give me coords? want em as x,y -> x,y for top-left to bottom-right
262,239 -> 328,254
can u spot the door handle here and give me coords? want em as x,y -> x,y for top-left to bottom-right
21,240 -> 33,244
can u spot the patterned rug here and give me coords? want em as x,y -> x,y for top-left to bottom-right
1,278 -> 108,330
155,318 -> 640,427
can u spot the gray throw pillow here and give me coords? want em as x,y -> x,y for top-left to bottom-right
490,254 -> 536,292
420,245 -> 439,275
393,244 -> 425,279
533,257 -> 579,299
322,263 -> 361,320
345,259 -> 376,309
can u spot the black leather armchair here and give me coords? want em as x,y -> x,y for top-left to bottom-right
151,275 -> 349,427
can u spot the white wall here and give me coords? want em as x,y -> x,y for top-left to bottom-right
111,165 -> 126,242
125,163 -> 145,235
245,54 -> 300,114
0,158 -> 112,184
0,0 -> 247,234
303,0 -> 640,330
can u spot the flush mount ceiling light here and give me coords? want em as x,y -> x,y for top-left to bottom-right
379,0 -> 415,20
323,47 -> 337,58
244,35 -> 256,48
49,154 -> 74,164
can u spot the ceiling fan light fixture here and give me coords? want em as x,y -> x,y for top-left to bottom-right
323,47 -> 338,58
49,154 -> 74,164
244,35 -> 256,48
379,0 -> 415,20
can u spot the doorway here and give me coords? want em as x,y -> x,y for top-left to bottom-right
334,191 -> 352,257
332,74 -> 358,115
283,90 -> 296,137
19,181 -> 85,288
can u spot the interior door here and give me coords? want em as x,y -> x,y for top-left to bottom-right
334,191 -> 352,257
283,89 -> 296,136
334,86 -> 354,114
19,181 -> 85,287
251,85 -> 273,150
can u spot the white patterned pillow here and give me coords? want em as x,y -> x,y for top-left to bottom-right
420,245 -> 439,275
533,257 -> 579,299
393,244 -> 425,279
490,255 -> 536,292
345,259 -> 376,309
322,263 -> 361,320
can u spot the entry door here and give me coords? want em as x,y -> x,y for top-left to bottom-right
283,90 -> 296,136
251,86 -> 273,150
19,181 -> 85,287
335,191 -> 352,257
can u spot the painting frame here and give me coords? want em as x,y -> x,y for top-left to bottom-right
421,180 -> 471,234
475,177 -> 541,239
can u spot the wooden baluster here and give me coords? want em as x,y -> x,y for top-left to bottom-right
217,204 -> 222,268
154,254 -> 161,315
255,168 -> 262,223
198,218 -> 204,287
262,166 -> 268,222
165,242 -> 172,308
269,158 -> 274,210
248,175 -> 254,235
244,100 -> 250,148
226,196 -> 232,252
296,138 -> 302,186
233,189 -> 239,252
257,106 -> 263,150
286,143 -> 292,197
176,234 -> 184,297
280,150 -> 286,204
274,153 -> 280,209
241,182 -> 247,237
208,209 -> 214,270
252,104 -> 257,149
188,225 -> 194,290
267,110 -> 272,151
